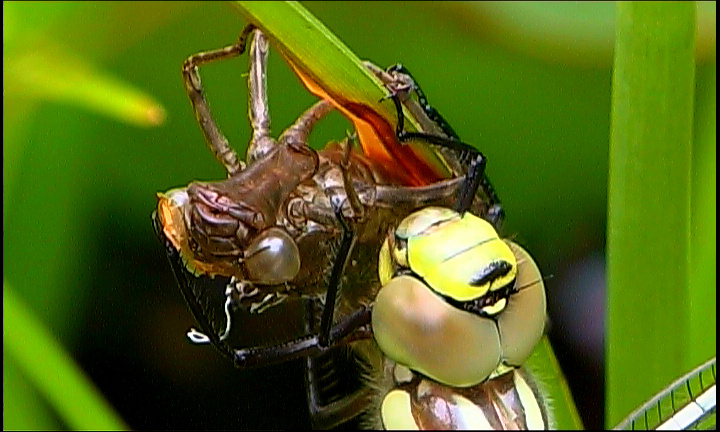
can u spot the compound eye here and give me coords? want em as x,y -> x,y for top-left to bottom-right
244,228 -> 300,285
497,241 -> 546,367
373,275 -> 501,387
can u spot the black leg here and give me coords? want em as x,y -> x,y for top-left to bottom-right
387,63 -> 460,140
387,90 -> 505,225
230,305 -> 372,368
318,204 -> 357,347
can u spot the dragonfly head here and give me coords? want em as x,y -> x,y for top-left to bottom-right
155,186 -> 300,285
379,206 -> 518,315
373,206 -> 546,387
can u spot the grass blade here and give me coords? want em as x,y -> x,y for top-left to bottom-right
607,2 -> 698,427
4,284 -> 128,430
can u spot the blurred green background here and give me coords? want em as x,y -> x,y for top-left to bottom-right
4,2 -> 715,430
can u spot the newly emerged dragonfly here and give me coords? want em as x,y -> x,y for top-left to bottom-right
153,26 -> 549,429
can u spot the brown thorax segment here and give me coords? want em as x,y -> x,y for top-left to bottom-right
185,140 -> 319,263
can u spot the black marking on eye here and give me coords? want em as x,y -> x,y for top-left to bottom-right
446,279 -> 518,318
469,260 -> 513,287
406,253 -> 518,319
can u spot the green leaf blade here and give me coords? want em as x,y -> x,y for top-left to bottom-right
4,284 -> 128,431
607,2 -> 698,427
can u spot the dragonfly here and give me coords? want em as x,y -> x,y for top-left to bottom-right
153,25 -> 550,429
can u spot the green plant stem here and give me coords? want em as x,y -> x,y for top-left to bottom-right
607,2 -> 696,427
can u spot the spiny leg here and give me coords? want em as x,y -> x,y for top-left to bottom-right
316,137 -> 373,346
230,306 -> 372,368
385,63 -> 505,224
367,61 -> 497,217
369,61 -> 495,218
368,60 -> 491,215
387,87 -> 505,225
182,25 -> 257,176
386,63 -> 460,140
366,63 -> 435,138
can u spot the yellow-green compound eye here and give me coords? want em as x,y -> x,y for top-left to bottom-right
372,275 -> 502,388
404,207 -> 517,302
497,241 -> 546,367
372,239 -> 546,389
